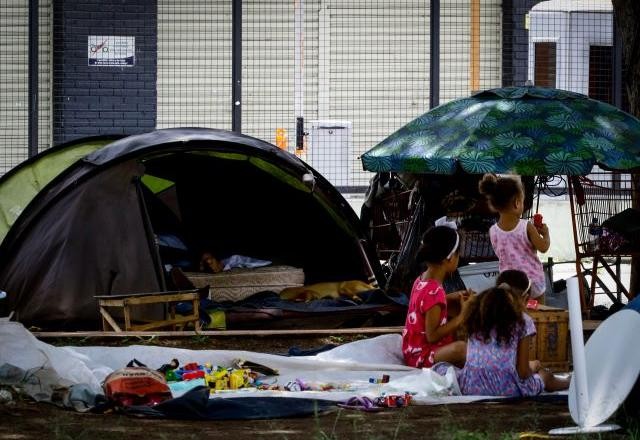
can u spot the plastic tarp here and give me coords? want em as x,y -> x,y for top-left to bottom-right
1,319 -> 561,409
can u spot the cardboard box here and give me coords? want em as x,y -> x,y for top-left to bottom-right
526,305 -> 570,372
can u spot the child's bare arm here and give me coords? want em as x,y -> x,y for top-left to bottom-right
425,304 -> 464,343
527,221 -> 550,253
516,336 -> 535,379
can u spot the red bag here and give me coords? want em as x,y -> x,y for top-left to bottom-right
103,367 -> 172,407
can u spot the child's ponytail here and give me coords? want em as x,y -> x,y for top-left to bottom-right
478,173 -> 523,212
478,173 -> 498,196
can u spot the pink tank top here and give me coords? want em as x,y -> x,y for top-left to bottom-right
489,219 -> 546,298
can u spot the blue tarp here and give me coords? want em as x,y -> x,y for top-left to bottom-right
123,386 -> 336,420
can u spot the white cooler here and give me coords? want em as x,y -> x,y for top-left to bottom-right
457,261 -> 500,293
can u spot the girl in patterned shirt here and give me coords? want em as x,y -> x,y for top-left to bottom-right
478,173 -> 550,301
452,273 -> 569,396
402,220 -> 471,369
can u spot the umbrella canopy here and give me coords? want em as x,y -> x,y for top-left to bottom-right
361,86 -> 640,175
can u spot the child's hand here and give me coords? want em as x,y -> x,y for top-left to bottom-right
536,223 -> 549,237
529,359 -> 542,374
459,292 -> 473,312
533,213 -> 543,228
527,221 -> 551,253
450,290 -> 472,304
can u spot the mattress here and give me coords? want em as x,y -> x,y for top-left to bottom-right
184,265 -> 305,302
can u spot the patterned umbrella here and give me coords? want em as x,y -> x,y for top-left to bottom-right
361,86 -> 640,175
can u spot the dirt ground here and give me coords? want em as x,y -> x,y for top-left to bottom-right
1,334 -> 637,440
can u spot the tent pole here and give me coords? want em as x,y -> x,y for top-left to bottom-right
134,178 -> 167,292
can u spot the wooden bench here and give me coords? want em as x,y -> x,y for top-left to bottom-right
95,290 -> 201,332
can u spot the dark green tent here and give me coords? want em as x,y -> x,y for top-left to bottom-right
0,128 -> 382,328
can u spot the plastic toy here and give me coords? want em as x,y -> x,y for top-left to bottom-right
526,298 -> 539,310
374,393 -> 413,408
533,213 -> 543,228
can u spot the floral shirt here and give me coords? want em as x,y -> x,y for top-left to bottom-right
456,313 -> 544,397
402,278 -> 453,368
490,219 -> 546,298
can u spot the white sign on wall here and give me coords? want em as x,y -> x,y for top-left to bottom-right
88,36 -> 135,66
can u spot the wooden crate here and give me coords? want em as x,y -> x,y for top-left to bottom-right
526,305 -> 569,372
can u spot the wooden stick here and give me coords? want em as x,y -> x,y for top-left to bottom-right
33,321 -> 603,339
470,0 -> 480,91
98,307 -> 122,332
33,326 -> 405,338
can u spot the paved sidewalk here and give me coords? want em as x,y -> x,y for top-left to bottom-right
547,261 -> 632,310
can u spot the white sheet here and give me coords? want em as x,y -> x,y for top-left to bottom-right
0,319 -> 528,405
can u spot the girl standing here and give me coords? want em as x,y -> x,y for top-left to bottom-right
478,174 -> 549,300
455,279 -> 569,396
402,219 -> 469,369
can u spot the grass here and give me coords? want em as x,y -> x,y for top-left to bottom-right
11,395 -> 637,440
312,407 -> 410,440
189,334 -> 210,345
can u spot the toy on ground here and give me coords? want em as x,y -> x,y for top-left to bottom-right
103,366 -> 172,407
374,393 -> 413,408
337,396 -> 384,412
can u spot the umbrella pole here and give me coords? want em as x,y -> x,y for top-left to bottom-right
535,175 -> 543,214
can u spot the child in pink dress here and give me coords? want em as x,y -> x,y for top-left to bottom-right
402,220 -> 470,369
478,174 -> 550,300
451,271 -> 569,396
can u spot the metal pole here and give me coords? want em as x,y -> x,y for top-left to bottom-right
612,13 -> 622,109
294,0 -> 304,120
429,0 -> 440,109
232,0 -> 242,133
294,0 -> 305,151
28,0 -> 39,157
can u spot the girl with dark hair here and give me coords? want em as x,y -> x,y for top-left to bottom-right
496,269 -> 531,298
453,281 -> 569,396
402,219 -> 470,369
478,173 -> 550,301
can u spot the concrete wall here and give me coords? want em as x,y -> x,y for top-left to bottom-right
52,0 -> 157,145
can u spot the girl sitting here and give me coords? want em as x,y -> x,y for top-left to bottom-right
454,273 -> 569,396
402,219 -> 470,369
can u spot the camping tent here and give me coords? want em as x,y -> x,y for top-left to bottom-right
0,128 -> 383,329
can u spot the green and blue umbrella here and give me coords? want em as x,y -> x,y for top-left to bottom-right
361,86 -> 640,175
